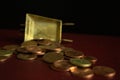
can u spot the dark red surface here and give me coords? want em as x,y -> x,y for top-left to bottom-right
0,29 -> 120,80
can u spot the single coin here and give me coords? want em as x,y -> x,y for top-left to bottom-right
83,56 -> 97,64
39,43 -> 64,53
31,46 -> 46,55
17,53 -> 37,60
0,49 -> 13,57
63,47 -> 75,51
15,47 -> 29,54
64,50 -> 84,58
25,45 -> 38,52
42,52 -> 64,63
2,44 -> 20,51
51,60 -> 74,71
70,67 -> 94,79
93,66 -> 116,78
33,39 -> 53,46
70,58 -> 92,68
0,56 -> 10,62
21,40 -> 37,47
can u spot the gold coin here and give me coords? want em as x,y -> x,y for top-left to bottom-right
83,56 -> 97,64
63,47 -> 74,54
25,45 -> 38,52
2,44 -> 20,51
70,67 -> 94,79
33,39 -> 53,46
21,40 -> 37,47
38,44 -> 64,54
70,58 -> 92,68
15,47 -> 29,54
93,66 -> 116,78
64,49 -> 84,58
0,56 -> 9,62
0,49 -> 13,57
17,53 -> 37,60
42,52 -> 64,63
51,60 -> 74,71
31,46 -> 46,55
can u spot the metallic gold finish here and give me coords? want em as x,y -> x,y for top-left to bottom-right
70,58 -> 92,68
70,67 -> 94,79
0,49 -> 13,57
42,52 -> 64,63
64,50 -> 84,58
24,13 -> 62,43
93,66 -> 116,78
17,53 -> 37,60
51,60 -> 74,71
83,56 -> 97,64
0,56 -> 9,62
2,45 -> 20,51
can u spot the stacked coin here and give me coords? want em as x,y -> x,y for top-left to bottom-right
15,46 -> 38,60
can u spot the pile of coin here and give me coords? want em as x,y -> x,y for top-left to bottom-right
0,39 -> 116,79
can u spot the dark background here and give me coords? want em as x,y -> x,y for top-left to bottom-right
0,1 -> 120,36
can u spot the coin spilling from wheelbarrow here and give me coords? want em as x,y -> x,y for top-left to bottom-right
21,40 -> 38,47
42,52 -> 64,63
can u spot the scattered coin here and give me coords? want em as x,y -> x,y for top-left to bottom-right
51,59 -> 74,71
42,52 -> 64,63
0,49 -> 13,57
83,56 -> 97,64
93,66 -> 116,78
64,50 -> 84,58
0,56 -> 10,62
70,58 -> 92,68
0,38 -> 116,79
70,67 -> 94,79
2,44 -> 20,51
17,53 -> 37,60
